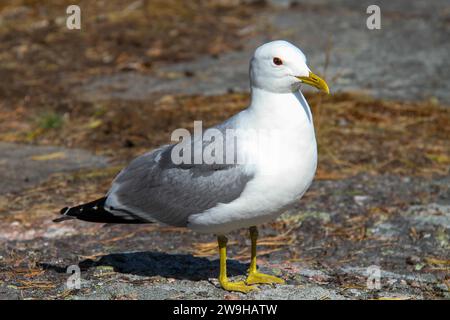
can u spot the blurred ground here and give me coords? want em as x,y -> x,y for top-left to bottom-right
0,0 -> 449,299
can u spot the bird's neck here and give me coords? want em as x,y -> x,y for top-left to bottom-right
247,87 -> 314,129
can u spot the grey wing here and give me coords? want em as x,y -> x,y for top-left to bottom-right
105,144 -> 253,227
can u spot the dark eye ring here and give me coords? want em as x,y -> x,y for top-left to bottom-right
273,57 -> 283,65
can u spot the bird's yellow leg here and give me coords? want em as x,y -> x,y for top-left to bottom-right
217,235 -> 256,293
246,226 -> 285,285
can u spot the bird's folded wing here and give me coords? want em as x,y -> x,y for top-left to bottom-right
105,143 -> 254,227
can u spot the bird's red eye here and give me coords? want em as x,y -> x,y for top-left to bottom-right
273,57 -> 283,65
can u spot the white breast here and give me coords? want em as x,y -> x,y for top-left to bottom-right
188,89 -> 317,234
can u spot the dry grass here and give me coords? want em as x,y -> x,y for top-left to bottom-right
1,1 -> 447,180
1,91 -> 449,180
0,0 -> 256,116
311,93 -> 450,178
1,91 -> 448,229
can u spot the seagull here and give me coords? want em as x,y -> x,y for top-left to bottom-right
56,40 -> 329,293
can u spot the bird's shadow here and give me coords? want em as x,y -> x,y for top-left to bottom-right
42,251 -> 248,281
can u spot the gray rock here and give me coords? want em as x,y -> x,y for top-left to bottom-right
76,0 -> 450,104
405,204 -> 450,229
0,142 -> 107,194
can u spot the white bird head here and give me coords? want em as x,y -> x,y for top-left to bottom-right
250,40 -> 329,94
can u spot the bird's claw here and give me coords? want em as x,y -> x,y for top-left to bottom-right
246,272 -> 285,285
219,279 -> 257,293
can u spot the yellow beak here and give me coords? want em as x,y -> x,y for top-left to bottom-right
297,71 -> 330,94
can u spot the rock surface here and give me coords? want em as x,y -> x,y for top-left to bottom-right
78,0 -> 450,103
0,174 -> 448,299
0,142 -> 107,194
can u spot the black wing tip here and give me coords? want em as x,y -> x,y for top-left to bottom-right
53,216 -> 75,223
56,197 -> 146,224
54,206 -> 73,223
